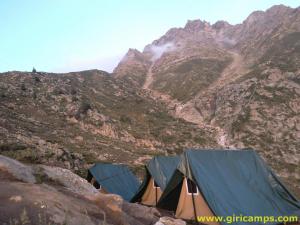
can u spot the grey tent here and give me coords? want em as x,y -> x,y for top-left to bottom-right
158,149 -> 300,224
131,155 -> 180,205
87,163 -> 140,201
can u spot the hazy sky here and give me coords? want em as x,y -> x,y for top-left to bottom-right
0,0 -> 298,73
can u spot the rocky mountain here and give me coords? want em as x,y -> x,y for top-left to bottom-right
114,4 -> 300,195
0,70 -> 217,178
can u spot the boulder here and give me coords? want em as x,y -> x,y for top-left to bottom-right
0,155 -> 163,225
38,165 -> 97,196
123,201 -> 161,224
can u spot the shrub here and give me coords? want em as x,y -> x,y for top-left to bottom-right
120,115 -> 132,124
79,101 -> 92,114
34,76 -> 41,83
21,83 -> 26,91
0,143 -> 27,151
75,100 -> 92,119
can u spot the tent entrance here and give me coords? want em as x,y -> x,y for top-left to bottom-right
141,177 -> 162,206
175,178 -> 220,225
90,177 -> 108,194
91,177 -> 101,189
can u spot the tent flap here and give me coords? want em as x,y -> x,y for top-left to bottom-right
131,155 -> 180,203
147,155 -> 180,190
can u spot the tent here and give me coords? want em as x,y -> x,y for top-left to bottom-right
131,155 -> 180,206
158,149 -> 300,225
87,163 -> 140,201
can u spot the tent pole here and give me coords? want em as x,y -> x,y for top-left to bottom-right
191,191 -> 199,224
155,185 -> 158,206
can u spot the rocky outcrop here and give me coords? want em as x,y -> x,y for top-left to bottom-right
38,165 -> 98,196
113,49 -> 151,86
0,155 -> 184,225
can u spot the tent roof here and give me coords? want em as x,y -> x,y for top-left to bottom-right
130,155 -> 180,203
147,155 -> 180,190
159,149 -> 300,224
88,163 -> 140,201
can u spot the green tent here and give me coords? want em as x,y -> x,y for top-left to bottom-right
158,149 -> 300,224
131,155 -> 180,204
87,163 -> 140,201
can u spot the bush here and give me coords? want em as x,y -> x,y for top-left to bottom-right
0,143 -> 27,151
34,76 -> 41,83
75,100 -> 92,119
79,101 -> 92,114
21,83 -> 26,91
70,88 -> 77,95
120,115 -> 132,124
1,148 -> 40,163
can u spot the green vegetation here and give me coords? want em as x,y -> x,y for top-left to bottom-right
1,147 -> 40,164
0,143 -> 27,151
152,57 -> 231,102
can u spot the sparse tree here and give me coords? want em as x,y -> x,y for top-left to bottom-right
32,67 -> 37,73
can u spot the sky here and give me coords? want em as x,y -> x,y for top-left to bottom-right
0,0 -> 299,73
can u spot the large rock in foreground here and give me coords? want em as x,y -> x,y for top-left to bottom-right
0,155 -> 178,225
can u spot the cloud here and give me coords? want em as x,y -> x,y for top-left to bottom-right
217,36 -> 237,46
150,42 -> 175,61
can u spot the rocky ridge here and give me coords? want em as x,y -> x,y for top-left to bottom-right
114,4 -> 300,194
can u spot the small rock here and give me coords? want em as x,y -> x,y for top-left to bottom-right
9,195 -> 23,202
155,217 -> 186,225
75,136 -> 83,142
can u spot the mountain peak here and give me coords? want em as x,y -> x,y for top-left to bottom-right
244,4 -> 293,26
244,10 -> 265,25
125,48 -> 143,59
113,48 -> 150,83
212,20 -> 231,30
184,19 -> 210,32
116,48 -> 148,66
267,4 -> 291,12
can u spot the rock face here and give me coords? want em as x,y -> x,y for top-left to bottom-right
0,155 -> 170,225
114,5 -> 300,195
